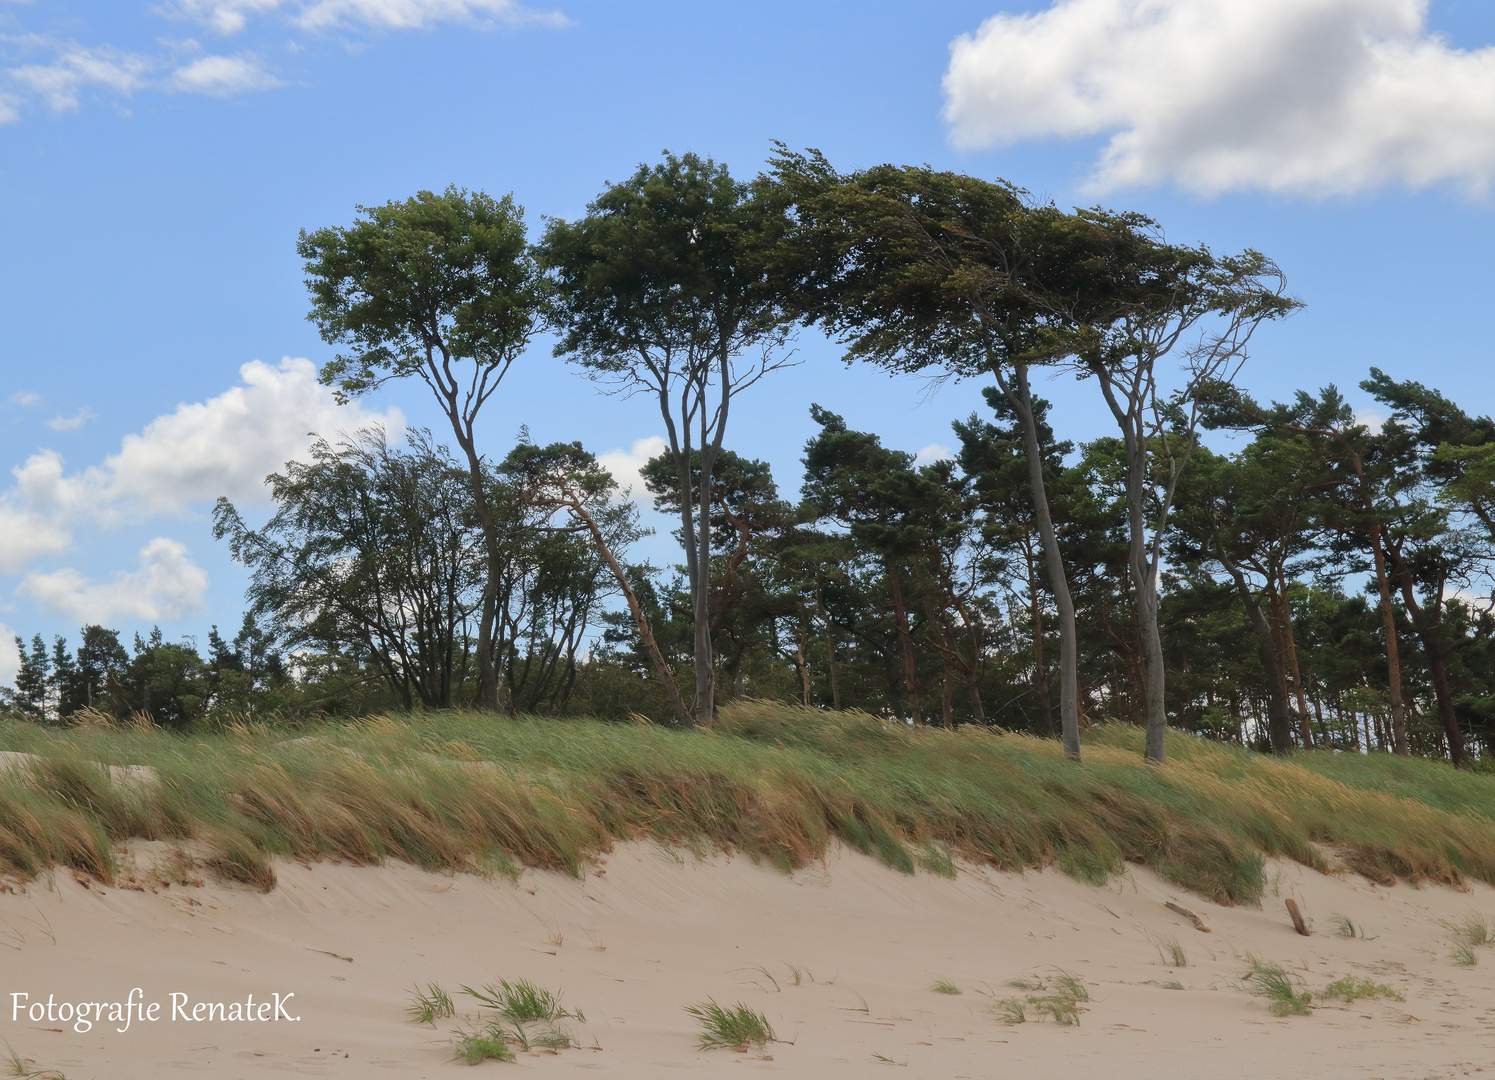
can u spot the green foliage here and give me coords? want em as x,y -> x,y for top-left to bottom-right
685,1000 -> 774,1051
995,970 -> 1088,1025
1153,933 -> 1188,968
930,980 -> 961,995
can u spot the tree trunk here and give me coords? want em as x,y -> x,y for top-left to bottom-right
1392,569 -> 1467,768
1002,362 -> 1080,760
1223,560 -> 1293,753
887,568 -> 924,726
1367,521 -> 1409,755
1027,544 -> 1055,736
1271,580 -> 1314,748
561,494 -> 693,728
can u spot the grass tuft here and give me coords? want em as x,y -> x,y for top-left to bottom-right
461,979 -> 574,1024
930,979 -> 961,995
1160,980 -> 1185,990
1242,956 -> 1313,1016
451,1030 -> 515,1065
1451,942 -> 1479,966
1327,913 -> 1368,939
1322,976 -> 1402,1003
1445,911 -> 1495,946
1153,932 -> 1188,967
685,1000 -> 775,1051
407,983 -> 455,1025
994,970 -> 1088,1025
994,997 -> 1027,1024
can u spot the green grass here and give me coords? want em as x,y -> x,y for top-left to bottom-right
930,979 -> 962,995
1327,913 -> 1368,939
1445,912 -> 1495,946
451,1030 -> 515,1065
1153,933 -> 1188,967
1451,942 -> 1479,966
1242,956 -> 1313,1016
3,703 -> 1495,905
461,979 -> 575,1024
994,969 -> 1089,1025
407,983 -> 455,1024
685,1000 -> 774,1051
1322,976 -> 1402,1003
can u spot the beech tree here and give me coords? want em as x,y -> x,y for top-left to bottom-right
537,152 -> 795,726
299,186 -> 541,711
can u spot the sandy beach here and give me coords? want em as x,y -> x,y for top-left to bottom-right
3,843 -> 1494,1079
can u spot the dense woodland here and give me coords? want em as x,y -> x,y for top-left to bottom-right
6,149 -> 1495,768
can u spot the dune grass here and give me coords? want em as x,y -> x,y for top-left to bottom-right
1,702 -> 1495,905
686,1000 -> 774,1051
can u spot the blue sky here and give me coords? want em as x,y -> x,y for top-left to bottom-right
2,0 -> 1494,677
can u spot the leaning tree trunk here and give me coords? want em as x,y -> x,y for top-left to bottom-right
1004,363 -> 1081,760
1368,521 -> 1409,755
1393,570 -> 1467,768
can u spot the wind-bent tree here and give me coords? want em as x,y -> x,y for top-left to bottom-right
537,152 -> 795,727
1074,224 -> 1298,762
767,149 -> 1128,759
299,186 -> 541,711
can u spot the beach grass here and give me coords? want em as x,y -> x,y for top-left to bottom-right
3,702 -> 1495,905
685,1000 -> 774,1051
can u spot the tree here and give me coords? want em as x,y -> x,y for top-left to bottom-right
503,439 -> 689,725
537,152 -> 795,726
10,634 -> 49,718
768,151 -> 1137,758
955,387 -> 1074,734
215,429 -> 488,710
300,186 -> 541,710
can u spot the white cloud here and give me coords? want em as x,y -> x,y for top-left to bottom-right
46,407 -> 94,432
7,40 -> 153,112
943,0 -> 1495,196
0,627 -> 17,686
914,442 -> 954,465
6,392 -> 40,408
169,53 -> 282,96
0,357 -> 402,572
166,0 -> 568,34
598,436 -> 667,505
19,538 -> 208,624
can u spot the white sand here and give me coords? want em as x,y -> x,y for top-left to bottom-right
3,843 -> 1494,1078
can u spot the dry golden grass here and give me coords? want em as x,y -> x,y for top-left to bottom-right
0,702 -> 1492,904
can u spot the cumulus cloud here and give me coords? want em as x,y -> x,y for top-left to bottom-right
0,35 -> 283,123
943,0 -> 1495,196
914,442 -> 955,465
598,436 -> 667,505
166,0 -> 568,34
169,53 -> 282,95
46,407 -> 94,432
7,39 -> 152,112
19,538 -> 209,624
0,628 -> 17,686
0,357 -> 402,572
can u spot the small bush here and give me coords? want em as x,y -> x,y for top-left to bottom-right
686,1000 -> 774,1051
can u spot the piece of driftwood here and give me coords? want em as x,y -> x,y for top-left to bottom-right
1165,901 -> 1211,932
1285,898 -> 1310,936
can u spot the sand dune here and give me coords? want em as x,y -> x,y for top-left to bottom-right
3,843 -> 1494,1078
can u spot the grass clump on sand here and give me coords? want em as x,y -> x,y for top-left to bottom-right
686,1000 -> 774,1051
994,969 -> 1090,1025
1152,933 -> 1188,967
930,979 -> 962,995
6,701 -> 1495,905
1242,957 -> 1313,1016
456,979 -> 580,1055
451,1030 -> 516,1065
1327,913 -> 1373,939
1322,976 -> 1402,1003
407,983 -> 455,1024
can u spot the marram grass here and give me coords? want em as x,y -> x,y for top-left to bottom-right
3,702 -> 1495,904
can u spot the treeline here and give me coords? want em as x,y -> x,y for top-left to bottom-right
4,148 -> 1492,766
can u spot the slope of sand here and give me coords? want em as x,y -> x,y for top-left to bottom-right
3,842 -> 1495,1079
